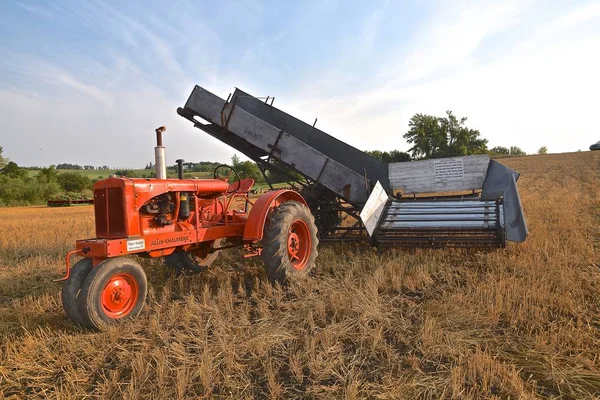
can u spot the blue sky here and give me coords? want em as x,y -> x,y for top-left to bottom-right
1,0 -> 599,167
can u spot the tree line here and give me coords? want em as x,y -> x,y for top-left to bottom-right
0,109 -> 551,206
364,110 -> 546,162
0,163 -> 93,206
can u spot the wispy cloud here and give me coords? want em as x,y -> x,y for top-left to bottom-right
56,74 -> 113,108
1,0 -> 599,167
16,2 -> 52,19
286,1 -> 600,154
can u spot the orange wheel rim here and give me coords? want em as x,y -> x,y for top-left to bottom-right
101,273 -> 139,318
287,219 -> 311,270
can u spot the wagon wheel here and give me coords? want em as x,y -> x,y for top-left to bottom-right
78,257 -> 148,330
261,201 -> 319,284
61,258 -> 93,326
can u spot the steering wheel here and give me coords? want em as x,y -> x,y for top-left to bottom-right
213,164 -> 241,192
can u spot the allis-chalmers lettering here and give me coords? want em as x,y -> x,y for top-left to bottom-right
150,235 -> 190,247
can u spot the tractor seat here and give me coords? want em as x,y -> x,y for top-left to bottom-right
228,178 -> 255,194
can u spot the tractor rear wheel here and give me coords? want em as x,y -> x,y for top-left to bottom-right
261,201 -> 319,284
61,257 -> 93,326
78,257 -> 147,330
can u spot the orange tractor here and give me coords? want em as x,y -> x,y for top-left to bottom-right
58,126 -> 318,330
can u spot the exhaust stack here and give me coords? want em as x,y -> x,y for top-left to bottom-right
155,126 -> 167,179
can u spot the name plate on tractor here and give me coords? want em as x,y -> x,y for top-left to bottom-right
389,154 -> 489,194
126,239 -> 145,251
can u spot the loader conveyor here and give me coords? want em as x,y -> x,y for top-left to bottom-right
376,199 -> 504,248
178,85 -> 528,248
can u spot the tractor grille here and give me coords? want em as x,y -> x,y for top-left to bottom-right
94,187 -> 126,238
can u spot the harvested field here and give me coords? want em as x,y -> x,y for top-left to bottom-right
0,151 -> 599,399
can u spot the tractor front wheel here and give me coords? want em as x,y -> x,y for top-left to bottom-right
61,257 -> 93,326
78,257 -> 147,330
261,201 -> 319,284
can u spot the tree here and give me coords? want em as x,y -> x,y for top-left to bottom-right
57,163 -> 83,170
403,111 -> 488,159
509,146 -> 526,156
0,145 -> 7,169
537,146 -> 548,155
365,149 -> 411,163
57,172 -> 92,192
37,166 -> 58,182
115,169 -> 137,177
490,146 -> 510,156
2,161 -> 27,178
231,154 -> 262,181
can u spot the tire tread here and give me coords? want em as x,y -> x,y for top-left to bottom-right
261,201 -> 319,284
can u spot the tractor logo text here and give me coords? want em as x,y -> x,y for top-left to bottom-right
150,235 -> 190,247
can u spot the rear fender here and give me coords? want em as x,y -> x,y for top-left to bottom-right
244,190 -> 307,242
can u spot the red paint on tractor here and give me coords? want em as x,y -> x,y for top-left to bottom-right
243,189 -> 307,242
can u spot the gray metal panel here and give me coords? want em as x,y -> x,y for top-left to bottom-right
389,155 -> 489,194
233,89 -> 390,188
383,214 -> 497,221
482,160 -> 528,242
387,201 -> 496,209
184,86 -> 370,202
360,181 -> 388,236
184,86 -> 226,123
379,200 -> 502,230
380,220 -> 498,229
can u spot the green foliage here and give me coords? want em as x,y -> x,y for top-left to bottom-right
56,172 -> 93,193
37,166 -> 58,182
365,150 -> 411,163
0,145 -> 6,169
0,156 -> 93,205
191,161 -> 221,173
490,146 -> 510,156
2,161 -> 27,178
403,111 -> 488,159
537,146 -> 548,155
114,169 -> 137,177
0,175 -> 60,206
0,160 -> 62,206
510,146 -> 526,156
231,154 -> 264,182
56,163 -> 83,170
489,145 -> 529,157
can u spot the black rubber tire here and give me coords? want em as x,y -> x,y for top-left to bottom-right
61,258 -> 93,325
261,201 -> 319,284
78,257 -> 147,330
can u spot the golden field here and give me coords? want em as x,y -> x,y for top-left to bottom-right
0,151 -> 599,399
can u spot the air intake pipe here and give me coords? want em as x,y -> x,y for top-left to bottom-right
155,126 -> 167,179
176,159 -> 184,179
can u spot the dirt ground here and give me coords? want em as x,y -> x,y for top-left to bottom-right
0,151 -> 599,399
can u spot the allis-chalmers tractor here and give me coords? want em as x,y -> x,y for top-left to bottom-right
59,85 -> 527,330
58,126 -> 318,330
